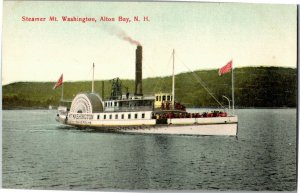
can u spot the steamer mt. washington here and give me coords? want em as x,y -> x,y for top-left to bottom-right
55,45 -> 238,136
21,16 -> 146,23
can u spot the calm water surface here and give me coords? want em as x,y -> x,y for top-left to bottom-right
2,109 -> 297,190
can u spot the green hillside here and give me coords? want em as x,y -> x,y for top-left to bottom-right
2,67 -> 297,109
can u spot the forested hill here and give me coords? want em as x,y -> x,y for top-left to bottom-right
2,66 -> 297,109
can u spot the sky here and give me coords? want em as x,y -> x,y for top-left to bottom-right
2,1 -> 297,85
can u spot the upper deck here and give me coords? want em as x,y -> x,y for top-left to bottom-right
103,97 -> 154,112
103,92 -> 178,112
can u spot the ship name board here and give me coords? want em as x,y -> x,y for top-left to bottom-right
69,113 -> 93,120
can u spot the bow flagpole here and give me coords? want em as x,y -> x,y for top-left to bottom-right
61,81 -> 64,101
53,74 -> 64,101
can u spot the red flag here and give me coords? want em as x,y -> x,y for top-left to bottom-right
218,60 -> 232,76
53,74 -> 63,89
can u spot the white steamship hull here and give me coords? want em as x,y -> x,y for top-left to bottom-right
56,112 -> 238,136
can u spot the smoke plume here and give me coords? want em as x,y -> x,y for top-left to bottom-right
103,25 -> 141,46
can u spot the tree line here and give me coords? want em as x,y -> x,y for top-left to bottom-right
2,67 -> 297,109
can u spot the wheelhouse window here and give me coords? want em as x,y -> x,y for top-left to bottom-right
104,115 -> 106,119
128,114 -> 131,119
97,115 -> 100,119
142,113 -> 145,119
167,95 -> 170,101
162,95 -> 166,101
135,114 -> 138,119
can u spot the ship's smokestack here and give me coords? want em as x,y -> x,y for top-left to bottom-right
135,45 -> 143,96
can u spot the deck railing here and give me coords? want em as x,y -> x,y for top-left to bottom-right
105,106 -> 153,112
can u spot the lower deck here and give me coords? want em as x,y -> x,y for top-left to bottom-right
61,120 -> 238,136
56,106 -> 238,136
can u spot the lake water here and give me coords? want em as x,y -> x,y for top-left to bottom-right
2,109 -> 297,191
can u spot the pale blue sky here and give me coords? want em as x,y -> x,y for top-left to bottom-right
2,1 -> 297,85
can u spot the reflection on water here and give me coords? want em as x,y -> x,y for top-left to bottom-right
2,109 -> 297,190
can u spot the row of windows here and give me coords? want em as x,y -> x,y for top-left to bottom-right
96,113 -> 145,120
156,95 -> 172,102
105,101 -> 118,107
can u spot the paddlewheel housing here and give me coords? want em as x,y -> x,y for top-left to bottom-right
70,93 -> 104,114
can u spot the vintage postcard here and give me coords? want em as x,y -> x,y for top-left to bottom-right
2,0 -> 297,191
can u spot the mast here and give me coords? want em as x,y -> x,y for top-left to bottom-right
172,49 -> 175,109
92,63 -> 95,93
102,81 -> 105,99
232,63 -> 235,115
